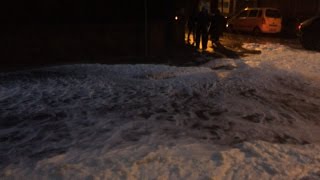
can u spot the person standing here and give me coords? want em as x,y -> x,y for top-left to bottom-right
187,10 -> 197,44
195,7 -> 210,50
209,9 -> 226,47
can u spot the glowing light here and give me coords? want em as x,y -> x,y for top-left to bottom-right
175,16 -> 178,20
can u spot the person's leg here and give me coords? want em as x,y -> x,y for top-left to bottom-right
187,26 -> 192,43
211,33 -> 219,47
210,33 -> 215,46
202,32 -> 208,50
195,29 -> 201,49
215,33 -> 222,45
191,28 -> 196,45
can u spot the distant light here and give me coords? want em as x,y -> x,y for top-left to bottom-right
226,23 -> 229,28
175,16 -> 178,20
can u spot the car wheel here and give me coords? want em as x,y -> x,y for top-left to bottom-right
253,27 -> 261,36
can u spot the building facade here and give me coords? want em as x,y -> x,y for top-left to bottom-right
258,0 -> 320,18
3,0 -> 187,65
209,0 -> 320,18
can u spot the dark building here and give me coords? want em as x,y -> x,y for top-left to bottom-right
257,0 -> 320,19
207,0 -> 320,18
2,0 -> 186,65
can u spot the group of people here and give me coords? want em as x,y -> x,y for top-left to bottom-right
187,7 -> 226,50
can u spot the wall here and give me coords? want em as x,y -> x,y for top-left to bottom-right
258,0 -> 319,18
1,0 -> 186,65
220,0 -> 258,15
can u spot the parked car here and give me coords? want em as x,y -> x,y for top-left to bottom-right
226,8 -> 282,35
297,15 -> 320,51
280,17 -> 301,37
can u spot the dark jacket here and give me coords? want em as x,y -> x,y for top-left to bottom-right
210,12 -> 226,36
187,13 -> 196,29
196,9 -> 210,32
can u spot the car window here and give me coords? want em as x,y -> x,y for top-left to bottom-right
312,18 -> 320,28
303,16 -> 319,26
313,17 -> 320,24
258,10 -> 262,17
237,10 -> 248,18
266,9 -> 281,18
248,10 -> 258,17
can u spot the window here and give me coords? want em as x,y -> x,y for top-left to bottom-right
238,10 -> 248,18
248,10 -> 258,17
266,9 -> 281,18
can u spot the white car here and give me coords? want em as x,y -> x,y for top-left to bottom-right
227,8 -> 282,35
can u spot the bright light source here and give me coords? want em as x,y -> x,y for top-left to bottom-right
175,16 -> 178,20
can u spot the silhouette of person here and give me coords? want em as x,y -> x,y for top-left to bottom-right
195,7 -> 210,50
187,10 -> 196,44
209,9 -> 226,47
